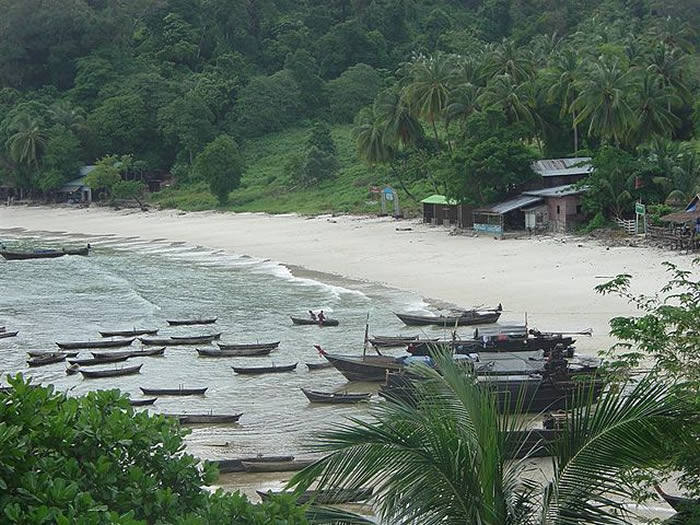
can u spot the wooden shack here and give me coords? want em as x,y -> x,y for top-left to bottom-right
421,195 -> 473,228
654,194 -> 700,251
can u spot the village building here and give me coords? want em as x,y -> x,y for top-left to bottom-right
57,165 -> 95,203
651,194 -> 700,252
421,195 -> 473,228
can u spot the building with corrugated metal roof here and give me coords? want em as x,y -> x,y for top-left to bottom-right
531,157 -> 592,187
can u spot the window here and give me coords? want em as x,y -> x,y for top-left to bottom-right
576,205 -> 582,214
556,205 -> 560,215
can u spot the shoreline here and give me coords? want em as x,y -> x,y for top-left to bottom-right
1,205 -> 697,352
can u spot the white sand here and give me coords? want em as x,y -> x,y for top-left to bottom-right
1,205 -> 697,352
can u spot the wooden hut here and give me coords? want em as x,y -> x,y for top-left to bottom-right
421,195 -> 473,228
654,195 -> 700,251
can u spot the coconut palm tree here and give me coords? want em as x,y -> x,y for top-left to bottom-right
48,101 -> 85,133
5,115 -> 48,169
571,59 -> 636,146
293,354 -> 685,525
646,44 -> 691,108
531,32 -> 563,67
374,90 -> 423,149
633,73 -> 681,143
547,49 -> 581,152
444,83 -> 480,140
479,73 -> 535,129
482,38 -> 534,83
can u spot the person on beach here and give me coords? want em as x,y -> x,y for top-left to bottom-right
308,310 -> 317,321
318,310 -> 326,325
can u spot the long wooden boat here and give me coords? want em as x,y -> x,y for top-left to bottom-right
99,328 -> 158,337
129,397 -> 157,406
407,334 -> 576,355
140,386 -> 207,396
171,332 -> 221,341
91,347 -> 165,359
369,335 -> 438,348
302,388 -> 371,404
167,318 -> 217,326
80,364 -> 142,379
140,335 -> 217,345
65,363 -> 80,375
241,459 -> 315,473
257,487 -> 374,505
163,413 -> 243,424
306,361 -> 333,370
69,355 -> 130,366
28,350 -> 78,358
212,455 -> 294,474
290,316 -> 339,327
1,246 -> 90,260
320,349 -> 404,382
655,485 -> 700,513
216,341 -> 280,351
56,337 -> 135,350
395,310 -> 501,327
197,347 -> 272,357
0,331 -> 19,339
232,363 -> 297,375
27,354 -> 67,367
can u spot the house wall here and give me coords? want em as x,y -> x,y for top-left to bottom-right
547,195 -> 583,232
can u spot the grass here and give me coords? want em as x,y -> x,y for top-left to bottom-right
150,124 -> 431,216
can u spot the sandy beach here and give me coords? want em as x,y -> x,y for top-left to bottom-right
1,205 -> 697,353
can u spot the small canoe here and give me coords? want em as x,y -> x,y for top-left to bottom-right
28,350 -> 78,358
0,246 -> 89,260
302,388 -> 371,404
56,338 -> 135,350
291,316 -> 339,327
306,362 -> 333,370
257,487 -> 373,505
0,331 -> 19,339
140,336 -> 217,345
140,387 -> 207,396
80,364 -> 142,379
129,398 -> 157,406
241,459 -> 315,473
216,341 -> 280,351
212,455 -> 294,474
163,413 -> 243,424
65,363 -> 80,375
369,336 -> 439,348
69,355 -> 130,366
197,347 -> 272,357
171,333 -> 222,341
27,354 -> 67,367
99,328 -> 158,337
167,318 -> 217,326
91,347 -> 165,359
232,363 -> 297,375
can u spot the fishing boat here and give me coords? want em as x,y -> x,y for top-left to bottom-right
301,388 -> 371,404
56,337 -> 135,350
140,335 -> 218,345
0,331 -> 19,339
216,341 -> 280,351
27,354 -> 67,367
99,328 -> 158,337
65,363 -> 80,375
166,318 -> 217,326
257,487 -> 374,505
395,307 -> 502,327
69,355 -> 130,366
171,333 -> 222,341
140,386 -> 208,396
306,361 -> 333,370
80,364 -> 143,379
129,397 -> 157,406
197,347 -> 272,357
369,335 -> 437,348
240,459 -> 315,473
0,326 -> 5,332
27,350 -> 78,358
212,455 -> 294,474
655,485 -> 700,513
0,245 -> 90,260
163,413 -> 243,424
91,347 -> 166,359
290,316 -> 339,327
318,346 -> 405,382
232,363 -> 297,375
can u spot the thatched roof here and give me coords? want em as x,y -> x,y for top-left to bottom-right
660,209 -> 700,223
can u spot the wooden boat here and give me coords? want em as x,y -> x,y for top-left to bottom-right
369,335 -> 438,348
163,413 -> 243,424
99,328 -> 158,337
395,309 -> 501,327
140,386 -> 207,396
290,316 -> 339,327
197,347 -> 272,357
69,355 -> 130,366
306,361 -> 333,370
407,332 -> 576,356
65,363 -> 80,375
655,485 -> 700,513
0,331 -> 19,339
28,350 -> 78,358
129,397 -> 157,406
80,364 -> 142,379
319,348 -> 405,382
171,332 -> 221,341
302,388 -> 371,404
0,326 -> 5,332
241,459 -> 315,473
1,246 -> 89,260
56,338 -> 135,350
91,347 -> 165,359
167,318 -> 217,326
27,354 -> 67,367
216,341 -> 280,351
232,363 -> 297,375
140,335 -> 217,345
257,487 -> 374,505
212,455 -> 294,474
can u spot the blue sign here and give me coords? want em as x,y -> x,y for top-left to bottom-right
473,223 -> 503,234
383,187 -> 394,201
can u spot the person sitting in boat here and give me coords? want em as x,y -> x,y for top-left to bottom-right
308,310 -> 317,321
544,343 -> 568,381
317,310 -> 326,324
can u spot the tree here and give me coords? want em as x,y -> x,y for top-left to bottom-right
289,122 -> 340,187
284,49 -> 326,117
193,135 -> 243,205
235,71 -> 302,137
5,114 -> 48,168
326,64 -> 383,123
157,93 -> 216,164
632,73 -> 681,144
581,146 -> 637,219
478,74 -> 535,128
37,125 -> 81,191
547,48 -> 581,153
292,353 -> 687,524
84,154 -> 126,200
482,38 -> 534,83
88,95 -> 149,156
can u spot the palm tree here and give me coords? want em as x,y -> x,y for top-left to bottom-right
293,354 -> 684,525
373,90 -> 423,149
479,73 -> 535,128
633,73 -> 681,143
444,83 -> 480,140
48,101 -> 85,133
571,59 -> 636,146
646,44 -> 691,108
547,49 -> 581,152
482,38 -> 534,83
6,115 -> 48,169
531,32 -> 563,67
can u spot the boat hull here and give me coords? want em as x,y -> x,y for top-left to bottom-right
69,355 -> 130,366
99,329 -> 158,337
129,398 -> 157,406
257,487 -> 373,504
232,363 -> 297,374
241,459 -> 314,473
164,413 -> 242,424
302,388 -> 371,403
27,354 -> 67,367
80,364 -> 142,378
91,347 -> 165,359
167,318 -> 217,326
56,338 -> 135,350
395,311 -> 501,326
216,341 -> 280,350
197,347 -> 272,357
0,331 -> 19,339
212,455 -> 294,474
140,336 -> 217,345
140,387 -> 207,396
323,353 -> 404,382
290,316 -> 339,326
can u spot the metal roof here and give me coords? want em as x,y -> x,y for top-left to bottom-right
474,195 -> 543,215
421,194 -> 457,205
523,184 -> 587,198
58,176 -> 89,192
532,157 -> 592,177
79,165 -> 96,176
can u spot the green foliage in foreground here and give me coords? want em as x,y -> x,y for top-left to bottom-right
0,377 -> 307,524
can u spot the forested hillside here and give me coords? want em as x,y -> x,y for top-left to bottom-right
0,0 -> 698,218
